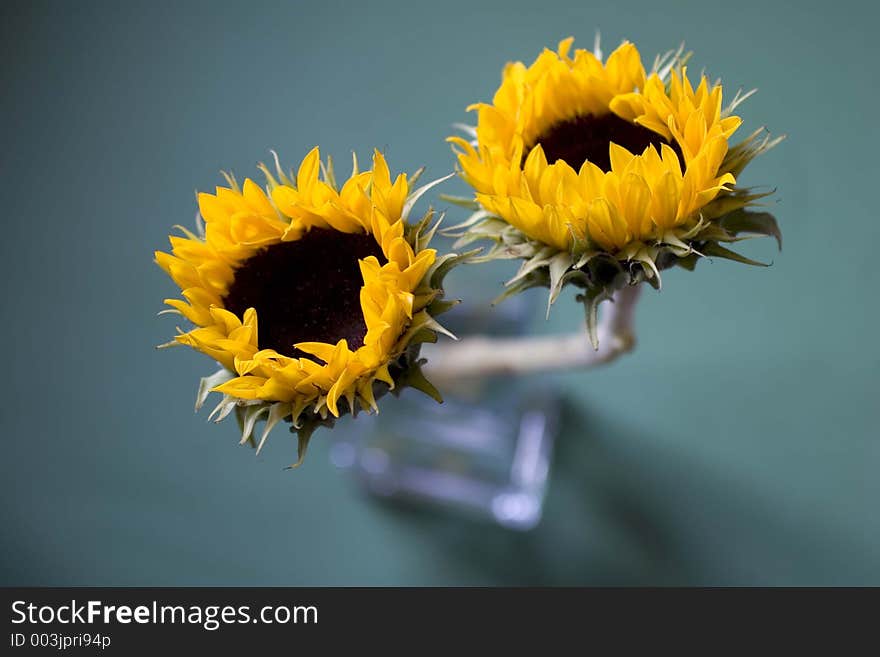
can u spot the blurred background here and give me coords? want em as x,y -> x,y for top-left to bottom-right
1,0 -> 878,585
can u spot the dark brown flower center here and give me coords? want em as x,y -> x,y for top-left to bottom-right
222,228 -> 386,359
526,112 -> 683,173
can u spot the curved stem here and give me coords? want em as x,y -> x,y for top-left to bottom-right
423,284 -> 641,383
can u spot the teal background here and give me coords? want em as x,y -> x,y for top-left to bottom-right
1,0 -> 877,585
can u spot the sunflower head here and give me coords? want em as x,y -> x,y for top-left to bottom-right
448,37 -> 782,345
156,148 -> 466,466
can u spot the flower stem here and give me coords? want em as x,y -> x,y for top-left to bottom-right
423,284 -> 641,382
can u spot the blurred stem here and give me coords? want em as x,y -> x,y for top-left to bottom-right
423,284 -> 640,383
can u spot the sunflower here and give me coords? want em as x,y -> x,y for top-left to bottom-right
448,37 -> 782,345
156,148 -> 463,465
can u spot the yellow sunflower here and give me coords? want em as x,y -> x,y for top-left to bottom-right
448,37 -> 782,344
156,148 -> 462,465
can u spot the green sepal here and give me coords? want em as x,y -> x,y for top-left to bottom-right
676,253 -> 700,271
234,405 -> 256,449
195,367 -> 234,412
394,358 -> 443,404
285,408 -> 343,468
292,432 -> 311,469
405,207 -> 435,245
700,187 -> 775,221
576,284 -> 616,351
718,209 -> 782,250
450,219 -> 510,246
407,327 -> 440,346
426,298 -> 460,317
408,165 -> 426,189
285,424 -> 316,470
701,242 -> 770,267
643,271 -> 662,290
426,248 -> 482,292
438,194 -> 482,210
721,128 -> 785,178
492,272 -> 548,306
547,252 -> 575,314
507,245 -> 558,286
402,173 -> 455,221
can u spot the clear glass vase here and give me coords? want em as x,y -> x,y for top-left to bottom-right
329,285 -> 560,531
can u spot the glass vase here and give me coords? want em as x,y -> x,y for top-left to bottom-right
330,287 -> 560,531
